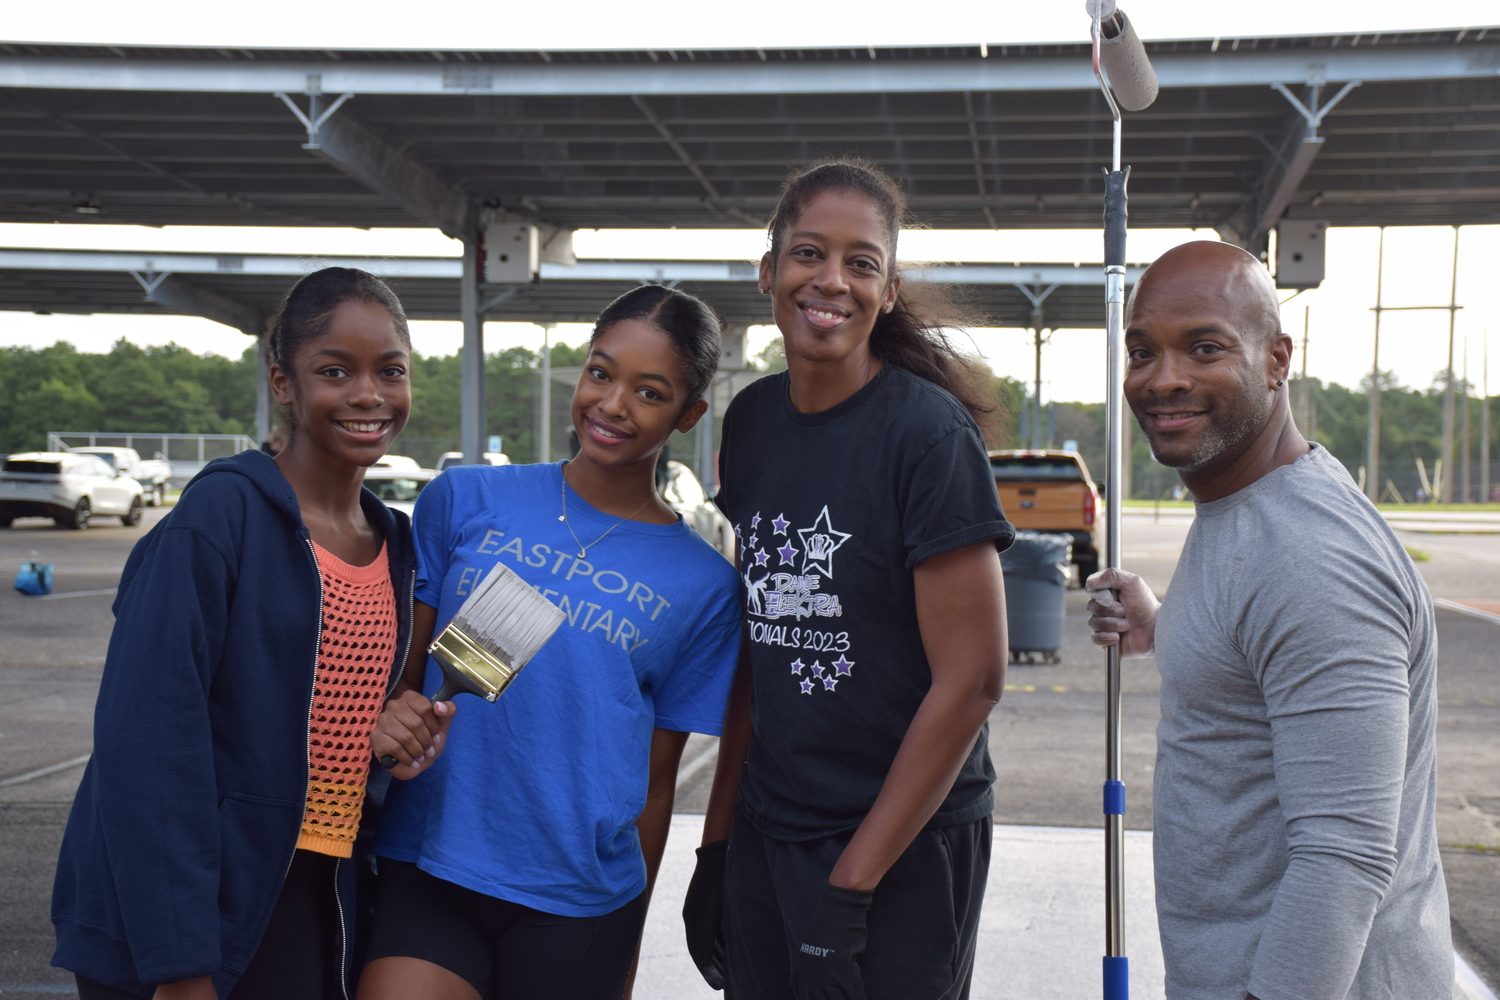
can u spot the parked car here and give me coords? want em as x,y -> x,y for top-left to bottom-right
371,454 -> 422,471
0,452 -> 145,529
363,466 -> 438,518
988,449 -> 1101,582
435,452 -> 510,472
67,446 -> 173,506
660,460 -> 733,561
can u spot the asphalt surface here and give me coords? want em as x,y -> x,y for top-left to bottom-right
2,506 -> 1497,997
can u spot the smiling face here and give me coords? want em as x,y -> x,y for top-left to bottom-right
571,318 -> 707,473
760,189 -> 901,374
1124,244 -> 1287,477
269,298 -> 411,469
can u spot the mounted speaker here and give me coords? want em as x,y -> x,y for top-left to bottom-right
1275,220 -> 1328,289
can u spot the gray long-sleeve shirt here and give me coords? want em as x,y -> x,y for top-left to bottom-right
1153,445 -> 1452,1000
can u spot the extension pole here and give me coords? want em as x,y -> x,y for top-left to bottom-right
1093,15 -> 1128,999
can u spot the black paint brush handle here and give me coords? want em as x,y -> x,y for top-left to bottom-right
378,679 -> 463,769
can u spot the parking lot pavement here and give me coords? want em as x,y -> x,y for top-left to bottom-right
1,506 -> 1497,997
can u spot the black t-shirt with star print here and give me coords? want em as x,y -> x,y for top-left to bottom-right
716,365 -> 1014,840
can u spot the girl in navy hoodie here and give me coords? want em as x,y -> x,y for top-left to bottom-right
52,267 -> 420,1000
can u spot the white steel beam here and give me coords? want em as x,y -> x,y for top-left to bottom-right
139,273 -> 266,336
273,94 -> 471,237
0,43 -> 1494,96
0,248 -> 1143,286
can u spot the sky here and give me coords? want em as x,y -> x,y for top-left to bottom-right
3,0 -> 1497,404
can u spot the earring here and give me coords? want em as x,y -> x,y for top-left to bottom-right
1275,379 -> 1285,387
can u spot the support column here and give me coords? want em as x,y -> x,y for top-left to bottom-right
1366,229 -> 1385,502
1032,327 -> 1046,449
1440,227 -> 1461,503
539,323 -> 553,463
699,375 -> 716,492
459,213 -> 486,465
254,334 -> 272,446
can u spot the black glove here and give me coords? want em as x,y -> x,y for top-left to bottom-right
789,881 -> 874,1000
682,840 -> 729,990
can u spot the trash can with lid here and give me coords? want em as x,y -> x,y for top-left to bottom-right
1000,531 -> 1072,664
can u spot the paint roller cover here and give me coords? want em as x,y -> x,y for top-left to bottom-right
1100,11 -> 1159,112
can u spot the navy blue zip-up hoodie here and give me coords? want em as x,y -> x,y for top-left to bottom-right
51,450 -> 416,999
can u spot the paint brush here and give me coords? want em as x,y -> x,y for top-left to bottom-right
379,563 -> 565,769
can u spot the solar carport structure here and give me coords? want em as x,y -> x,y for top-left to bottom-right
2,28 -> 1499,458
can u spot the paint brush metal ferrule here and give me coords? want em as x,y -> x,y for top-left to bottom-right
429,623 -> 519,702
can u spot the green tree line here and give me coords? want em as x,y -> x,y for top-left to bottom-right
5,341 -> 1496,500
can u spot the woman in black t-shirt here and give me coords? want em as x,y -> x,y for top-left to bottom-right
684,160 -> 1013,1000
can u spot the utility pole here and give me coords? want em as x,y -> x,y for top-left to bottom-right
1299,305 -> 1311,432
1440,227 -> 1461,503
1462,336 -> 1471,503
1366,228 -> 1385,502
1483,332 -> 1491,505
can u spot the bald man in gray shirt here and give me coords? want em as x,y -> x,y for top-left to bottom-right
1087,242 -> 1453,1000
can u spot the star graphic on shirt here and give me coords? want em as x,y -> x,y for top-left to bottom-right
799,678 -> 815,695
832,655 -> 854,677
750,512 -> 762,529
796,506 -> 852,579
748,534 -> 759,549
772,513 -> 789,535
822,675 -> 839,691
809,660 -> 823,677
791,658 -> 806,675
753,549 -> 770,567
734,524 -> 743,541
777,542 -> 799,566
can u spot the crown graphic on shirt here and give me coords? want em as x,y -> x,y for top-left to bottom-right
805,533 -> 837,560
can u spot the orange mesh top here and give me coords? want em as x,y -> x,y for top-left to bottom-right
298,540 -> 398,858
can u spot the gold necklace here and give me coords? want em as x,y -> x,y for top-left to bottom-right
559,471 -> 655,559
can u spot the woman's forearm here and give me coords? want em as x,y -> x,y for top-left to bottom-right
827,676 -> 997,891
829,541 -> 1006,892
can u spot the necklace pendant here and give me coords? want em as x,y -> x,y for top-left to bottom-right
578,549 -> 587,558
558,515 -> 566,521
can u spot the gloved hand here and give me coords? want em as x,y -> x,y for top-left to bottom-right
789,881 -> 873,1000
1085,567 -> 1160,657
682,840 -> 729,990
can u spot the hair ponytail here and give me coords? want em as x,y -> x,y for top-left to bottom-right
767,159 -> 1000,435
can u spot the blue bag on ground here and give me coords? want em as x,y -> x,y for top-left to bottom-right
15,561 -> 54,596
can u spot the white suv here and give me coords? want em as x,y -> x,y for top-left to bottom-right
0,452 -> 145,529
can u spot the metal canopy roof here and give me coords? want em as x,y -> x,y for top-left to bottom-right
0,248 -> 1138,331
2,28 -> 1498,238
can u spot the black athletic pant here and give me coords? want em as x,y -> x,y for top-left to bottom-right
362,858 -> 647,1000
723,803 -> 992,1000
76,849 -> 338,1000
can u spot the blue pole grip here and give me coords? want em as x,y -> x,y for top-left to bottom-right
1104,955 -> 1129,1000
1104,779 -> 1126,816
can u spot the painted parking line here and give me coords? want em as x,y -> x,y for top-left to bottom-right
0,754 -> 91,788
33,588 -> 117,601
1434,598 -> 1500,627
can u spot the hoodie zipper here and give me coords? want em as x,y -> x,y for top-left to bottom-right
272,539 -> 325,921
390,568 -> 417,697
333,857 -> 350,1000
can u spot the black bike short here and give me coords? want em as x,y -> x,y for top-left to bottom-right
723,804 -> 992,1000
363,858 -> 646,1000
76,849 -> 338,1000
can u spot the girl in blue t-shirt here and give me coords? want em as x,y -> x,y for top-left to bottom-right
360,286 -> 743,1000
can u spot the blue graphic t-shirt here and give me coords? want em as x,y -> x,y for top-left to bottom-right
375,462 -> 742,916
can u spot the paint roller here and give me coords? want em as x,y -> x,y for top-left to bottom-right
1085,5 -> 1156,998
1087,0 -> 1159,112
